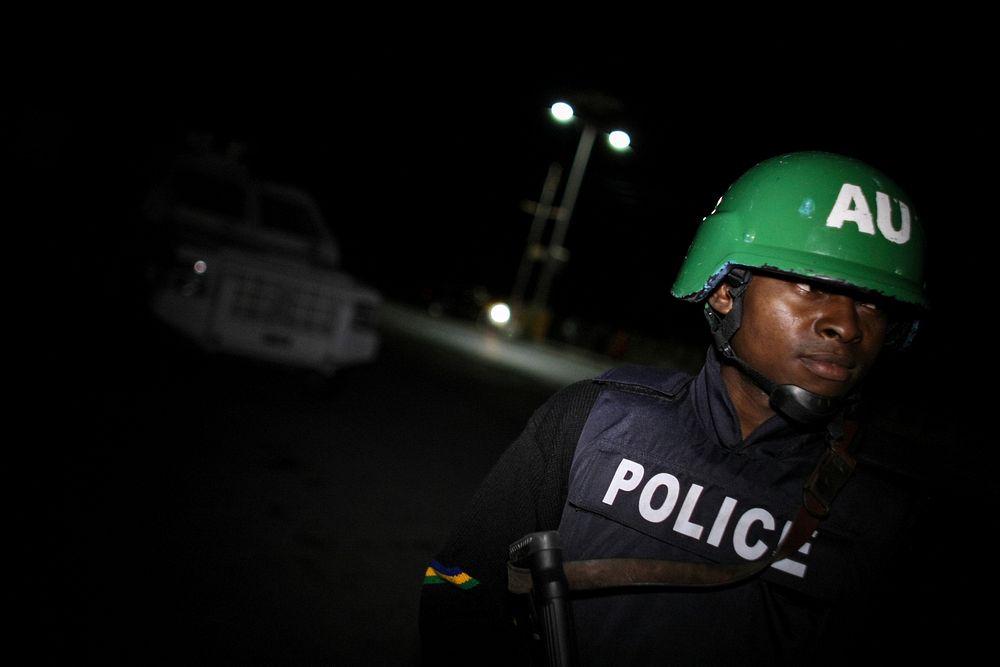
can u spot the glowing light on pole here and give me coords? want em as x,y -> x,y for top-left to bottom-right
608,130 -> 631,150
533,103 -> 631,315
550,101 -> 575,122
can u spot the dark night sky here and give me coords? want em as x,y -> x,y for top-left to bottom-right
18,42 -> 995,364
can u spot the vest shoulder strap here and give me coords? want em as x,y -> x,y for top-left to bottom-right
592,364 -> 692,400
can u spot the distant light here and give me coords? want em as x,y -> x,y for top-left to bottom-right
193,259 -> 208,274
550,101 -> 575,123
487,302 -> 512,326
608,130 -> 631,150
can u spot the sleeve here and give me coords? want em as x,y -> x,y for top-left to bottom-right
417,380 -> 599,666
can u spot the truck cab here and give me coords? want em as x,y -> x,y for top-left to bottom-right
142,151 -> 380,376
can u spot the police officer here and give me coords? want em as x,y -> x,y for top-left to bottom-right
419,152 -> 930,666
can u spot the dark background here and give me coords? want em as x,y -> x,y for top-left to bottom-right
21,44 -> 992,348
14,38 -> 998,662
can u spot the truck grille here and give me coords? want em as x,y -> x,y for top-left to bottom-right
229,276 -> 336,333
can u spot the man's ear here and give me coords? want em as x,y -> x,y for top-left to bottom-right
707,282 -> 735,316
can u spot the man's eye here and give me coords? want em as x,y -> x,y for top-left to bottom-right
795,282 -> 814,293
859,301 -> 881,312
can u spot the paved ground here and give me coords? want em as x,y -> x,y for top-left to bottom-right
30,302 -> 623,665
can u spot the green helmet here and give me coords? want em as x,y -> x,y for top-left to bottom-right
671,151 -> 927,309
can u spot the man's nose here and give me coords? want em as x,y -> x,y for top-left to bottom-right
814,295 -> 862,343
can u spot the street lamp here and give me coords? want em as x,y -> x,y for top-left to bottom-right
519,100 -> 630,339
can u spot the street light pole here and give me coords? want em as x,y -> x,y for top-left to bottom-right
531,121 -> 597,314
511,162 -> 562,317
507,99 -> 629,340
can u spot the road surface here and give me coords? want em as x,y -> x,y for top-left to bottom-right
36,303 -> 624,665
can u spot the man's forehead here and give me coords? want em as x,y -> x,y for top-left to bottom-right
750,269 -> 887,303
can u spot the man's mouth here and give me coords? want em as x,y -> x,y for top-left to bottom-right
800,353 -> 856,382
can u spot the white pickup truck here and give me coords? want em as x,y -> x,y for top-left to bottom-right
142,151 -> 381,376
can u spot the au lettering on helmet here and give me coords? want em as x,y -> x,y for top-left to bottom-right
825,182 -> 912,244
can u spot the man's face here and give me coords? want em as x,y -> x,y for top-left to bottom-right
712,273 -> 889,398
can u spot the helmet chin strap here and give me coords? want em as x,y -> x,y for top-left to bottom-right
706,270 -> 845,427
717,345 -> 843,426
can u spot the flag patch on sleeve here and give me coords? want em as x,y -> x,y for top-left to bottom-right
424,560 -> 480,589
